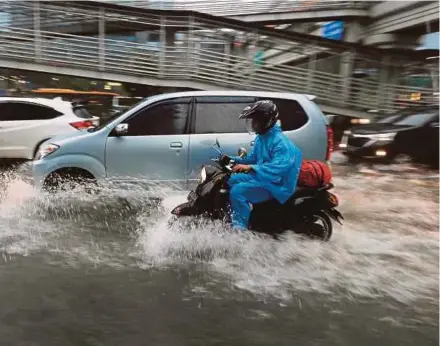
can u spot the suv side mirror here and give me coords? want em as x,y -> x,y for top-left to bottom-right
238,147 -> 247,158
114,123 -> 128,136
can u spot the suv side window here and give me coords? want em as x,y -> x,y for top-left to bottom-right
0,103 -> 12,121
125,98 -> 190,136
256,98 -> 309,131
194,96 -> 256,134
0,102 -> 62,121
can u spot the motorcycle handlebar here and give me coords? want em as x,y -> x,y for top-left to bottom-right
211,156 -> 234,172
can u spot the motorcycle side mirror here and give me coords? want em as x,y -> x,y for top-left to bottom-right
238,147 -> 247,158
214,138 -> 221,149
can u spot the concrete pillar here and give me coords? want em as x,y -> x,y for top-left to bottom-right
377,55 -> 391,111
159,16 -> 166,77
386,66 -> 400,111
307,49 -> 316,93
340,50 -> 355,107
98,7 -> 105,71
344,21 -> 363,44
224,41 -> 231,82
246,29 -> 259,88
165,28 -> 176,47
186,15 -> 195,76
34,0 -> 41,61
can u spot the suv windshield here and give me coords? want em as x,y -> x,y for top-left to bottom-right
376,107 -> 437,125
393,112 -> 437,126
377,114 -> 401,123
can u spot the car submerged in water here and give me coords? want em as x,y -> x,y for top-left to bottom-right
339,105 -> 439,167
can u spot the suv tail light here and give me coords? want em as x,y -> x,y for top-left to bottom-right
326,125 -> 334,161
70,120 -> 95,130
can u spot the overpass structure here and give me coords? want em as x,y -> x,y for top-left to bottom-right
0,1 -> 436,118
106,0 -> 439,49
107,0 -> 371,23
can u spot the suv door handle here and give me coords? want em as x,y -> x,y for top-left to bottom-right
170,142 -> 183,148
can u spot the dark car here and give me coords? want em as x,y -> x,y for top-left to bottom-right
339,106 -> 439,167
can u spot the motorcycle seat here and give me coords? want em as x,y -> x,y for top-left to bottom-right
290,183 -> 334,199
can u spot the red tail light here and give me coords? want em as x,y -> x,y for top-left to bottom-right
326,125 -> 334,161
70,120 -> 94,130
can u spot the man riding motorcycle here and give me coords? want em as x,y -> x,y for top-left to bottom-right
220,100 -> 303,231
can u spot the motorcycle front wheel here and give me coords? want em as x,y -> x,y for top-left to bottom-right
303,211 -> 333,241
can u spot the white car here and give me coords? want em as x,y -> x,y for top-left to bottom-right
0,97 -> 99,160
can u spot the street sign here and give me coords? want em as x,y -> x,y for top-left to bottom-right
322,21 -> 344,41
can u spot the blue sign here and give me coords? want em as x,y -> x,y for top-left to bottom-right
322,21 -> 344,41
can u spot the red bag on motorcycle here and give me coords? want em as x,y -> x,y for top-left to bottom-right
298,160 -> 332,188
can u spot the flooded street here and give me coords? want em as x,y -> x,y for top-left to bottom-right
0,155 -> 438,346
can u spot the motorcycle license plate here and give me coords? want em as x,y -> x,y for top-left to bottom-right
188,191 -> 198,202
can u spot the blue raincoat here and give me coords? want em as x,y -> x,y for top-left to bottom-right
228,124 -> 302,230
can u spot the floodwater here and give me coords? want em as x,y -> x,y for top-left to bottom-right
0,156 -> 438,346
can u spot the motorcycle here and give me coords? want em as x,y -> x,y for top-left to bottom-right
170,140 -> 343,240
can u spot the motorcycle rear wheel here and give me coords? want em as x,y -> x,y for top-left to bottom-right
303,211 -> 333,241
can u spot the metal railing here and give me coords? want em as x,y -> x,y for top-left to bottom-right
0,27 -> 434,112
108,0 -> 371,17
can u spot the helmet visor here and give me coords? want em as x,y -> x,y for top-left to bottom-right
245,118 -> 259,134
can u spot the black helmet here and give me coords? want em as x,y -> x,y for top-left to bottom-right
239,100 -> 279,134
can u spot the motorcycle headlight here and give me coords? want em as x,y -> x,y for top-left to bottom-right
35,143 -> 59,160
368,132 -> 396,141
200,166 -> 207,183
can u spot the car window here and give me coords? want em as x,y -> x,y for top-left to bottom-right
377,114 -> 401,123
393,112 -> 438,126
73,105 -> 93,119
125,99 -> 190,136
256,98 -> 309,131
93,97 -> 150,132
194,97 -> 255,134
0,102 -> 62,121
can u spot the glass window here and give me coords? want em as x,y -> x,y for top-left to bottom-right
0,102 -> 62,121
0,103 -> 12,121
394,112 -> 438,126
125,99 -> 190,136
194,97 -> 309,134
73,105 -> 93,119
256,98 -> 309,131
194,98 -> 253,134
93,97 -> 149,132
377,114 -> 401,123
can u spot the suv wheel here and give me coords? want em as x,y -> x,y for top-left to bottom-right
43,168 -> 96,193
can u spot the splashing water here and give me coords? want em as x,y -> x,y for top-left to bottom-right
135,172 -> 439,305
0,162 -> 438,308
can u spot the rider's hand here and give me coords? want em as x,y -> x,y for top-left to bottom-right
219,154 -> 231,166
232,164 -> 252,173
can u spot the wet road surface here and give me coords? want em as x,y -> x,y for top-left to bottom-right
0,155 -> 438,345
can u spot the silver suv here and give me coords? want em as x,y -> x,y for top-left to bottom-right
32,91 -> 332,189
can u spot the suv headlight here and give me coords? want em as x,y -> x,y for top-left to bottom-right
368,132 -> 396,141
200,166 -> 207,183
35,143 -> 59,160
